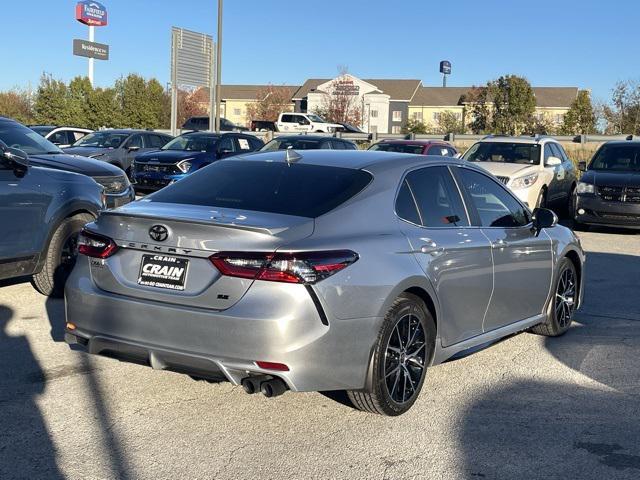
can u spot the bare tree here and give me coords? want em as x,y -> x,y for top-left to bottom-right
245,85 -> 294,122
313,76 -> 362,126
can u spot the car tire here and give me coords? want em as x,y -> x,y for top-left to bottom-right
32,213 -> 94,298
530,257 -> 577,337
536,187 -> 548,209
347,293 -> 435,416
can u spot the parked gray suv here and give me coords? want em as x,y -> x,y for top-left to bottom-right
64,129 -> 173,177
0,142 -> 104,297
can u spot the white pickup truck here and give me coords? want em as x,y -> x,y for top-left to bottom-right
276,113 -> 343,133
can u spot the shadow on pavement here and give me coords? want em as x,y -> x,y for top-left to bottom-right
44,295 -> 133,480
0,305 -> 64,479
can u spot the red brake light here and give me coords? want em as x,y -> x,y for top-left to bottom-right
210,250 -> 358,284
77,229 -> 118,258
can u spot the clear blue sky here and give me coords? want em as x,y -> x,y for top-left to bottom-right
2,0 -> 638,104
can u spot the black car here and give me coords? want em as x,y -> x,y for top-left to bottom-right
0,118 -> 134,209
133,132 -> 264,192
260,135 -> 358,151
574,140 -> 640,229
182,116 -> 247,132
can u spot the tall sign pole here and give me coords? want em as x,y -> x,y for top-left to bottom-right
75,1 -> 109,86
214,0 -> 223,133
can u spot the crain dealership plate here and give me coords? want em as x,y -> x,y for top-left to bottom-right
138,255 -> 189,291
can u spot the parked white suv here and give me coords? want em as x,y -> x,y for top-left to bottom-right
276,113 -> 342,133
462,135 -> 578,210
30,126 -> 93,148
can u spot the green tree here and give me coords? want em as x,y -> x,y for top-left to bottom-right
436,110 -> 465,134
33,74 -> 70,125
115,74 -> 168,129
402,118 -> 427,134
462,86 -> 491,134
0,89 -> 34,124
488,75 -> 536,135
560,90 -> 596,134
602,80 -> 640,135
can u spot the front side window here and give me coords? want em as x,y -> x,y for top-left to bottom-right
126,135 -> 143,149
543,144 -> 555,164
399,166 -> 469,227
457,168 -> 531,228
73,131 -> 129,148
464,142 -> 541,165
0,124 -> 61,155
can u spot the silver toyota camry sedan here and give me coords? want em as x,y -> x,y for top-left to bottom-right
65,150 -> 585,416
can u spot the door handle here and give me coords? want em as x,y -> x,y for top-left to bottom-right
418,239 -> 442,254
491,239 -> 509,249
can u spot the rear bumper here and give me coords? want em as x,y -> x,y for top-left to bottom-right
64,261 -> 380,392
575,194 -> 640,228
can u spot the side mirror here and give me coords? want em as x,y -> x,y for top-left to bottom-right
127,146 -> 141,152
0,145 -> 29,176
531,207 -> 557,236
578,161 -> 587,172
545,156 -> 562,167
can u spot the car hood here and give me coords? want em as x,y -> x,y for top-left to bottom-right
63,146 -> 115,158
472,161 -> 538,178
135,150 -> 211,164
581,170 -> 640,187
29,153 -> 124,177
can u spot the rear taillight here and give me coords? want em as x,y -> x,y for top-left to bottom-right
210,250 -> 358,284
77,229 -> 118,258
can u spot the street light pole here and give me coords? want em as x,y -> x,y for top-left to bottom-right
214,0 -> 223,133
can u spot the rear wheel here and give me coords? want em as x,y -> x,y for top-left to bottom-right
530,257 -> 577,337
347,293 -> 435,416
32,213 -> 93,298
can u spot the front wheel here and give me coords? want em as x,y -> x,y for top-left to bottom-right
32,213 -> 94,297
530,257 -> 577,337
347,293 -> 435,416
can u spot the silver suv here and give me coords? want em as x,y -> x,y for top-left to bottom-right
0,142 -> 104,297
463,136 -> 578,210
64,150 -> 584,416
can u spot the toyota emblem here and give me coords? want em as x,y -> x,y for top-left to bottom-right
149,225 -> 169,242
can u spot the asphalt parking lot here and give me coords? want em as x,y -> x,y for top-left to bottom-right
1,225 -> 639,480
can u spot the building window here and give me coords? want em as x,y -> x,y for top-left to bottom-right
233,108 -> 241,116
433,112 -> 440,122
392,125 -> 402,134
555,114 -> 564,123
392,111 -> 402,122
413,112 -> 423,121
370,110 -> 378,118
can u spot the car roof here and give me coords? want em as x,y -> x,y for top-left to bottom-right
269,135 -> 343,141
601,140 -> 640,146
235,149 -> 464,171
374,139 -> 449,146
476,135 -> 559,145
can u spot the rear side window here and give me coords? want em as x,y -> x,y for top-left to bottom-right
331,140 -> 345,150
344,141 -> 357,150
150,161 -> 372,218
395,180 -> 421,225
400,166 -> 469,227
147,134 -> 165,148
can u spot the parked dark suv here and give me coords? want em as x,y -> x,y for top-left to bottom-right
574,140 -> 640,229
260,135 -> 357,151
182,116 -> 246,132
0,141 -> 104,296
64,129 -> 173,176
0,118 -> 134,209
134,131 -> 264,191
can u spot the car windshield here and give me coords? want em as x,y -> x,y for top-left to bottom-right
74,131 -> 129,148
369,143 -> 424,154
163,134 -> 220,152
261,138 -> 324,151
149,161 -> 372,218
307,114 -> 326,123
30,126 -> 55,136
0,124 -> 62,155
464,142 -> 541,165
590,144 -> 640,172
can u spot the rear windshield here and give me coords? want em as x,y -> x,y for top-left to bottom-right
261,138 -> 323,151
149,161 -> 372,218
369,143 -> 424,154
